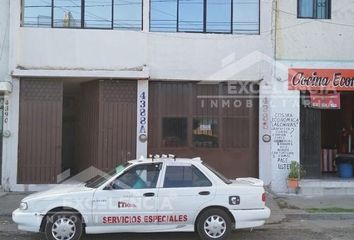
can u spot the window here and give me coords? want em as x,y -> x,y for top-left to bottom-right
150,0 -> 260,34
179,0 -> 204,32
193,118 -> 218,148
206,0 -> 232,33
114,0 -> 143,30
85,0 -> 113,29
53,0 -> 82,28
233,0 -> 260,34
298,0 -> 331,19
162,118 -> 187,147
203,163 -> 232,184
150,0 -> 177,32
111,163 -> 161,189
22,0 -> 143,30
23,0 -> 52,27
163,165 -> 212,188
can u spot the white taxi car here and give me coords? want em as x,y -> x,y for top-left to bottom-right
13,156 -> 270,240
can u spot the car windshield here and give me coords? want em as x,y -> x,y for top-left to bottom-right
202,163 -> 232,184
85,163 -> 131,188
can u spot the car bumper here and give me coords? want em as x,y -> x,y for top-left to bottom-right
12,209 -> 44,232
231,207 -> 271,229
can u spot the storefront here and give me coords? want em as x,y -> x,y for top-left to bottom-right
289,68 -> 354,180
16,79 -> 260,185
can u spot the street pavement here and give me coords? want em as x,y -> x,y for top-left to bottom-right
1,192 -> 354,240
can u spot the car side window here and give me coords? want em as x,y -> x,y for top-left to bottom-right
111,163 -> 161,190
163,165 -> 212,188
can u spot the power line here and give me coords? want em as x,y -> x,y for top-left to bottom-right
275,8 -> 354,29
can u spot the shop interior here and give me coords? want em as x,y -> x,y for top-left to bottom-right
301,92 -> 354,179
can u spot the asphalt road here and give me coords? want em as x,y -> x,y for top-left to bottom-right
1,218 -> 354,240
1,228 -> 354,240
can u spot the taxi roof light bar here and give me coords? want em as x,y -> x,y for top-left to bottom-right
148,154 -> 177,161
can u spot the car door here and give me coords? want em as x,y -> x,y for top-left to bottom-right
91,163 -> 162,232
157,162 -> 216,230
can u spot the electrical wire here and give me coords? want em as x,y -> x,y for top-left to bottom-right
20,0 -> 354,40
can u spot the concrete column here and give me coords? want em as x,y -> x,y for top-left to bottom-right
142,0 -> 150,32
2,78 -> 20,191
269,68 -> 301,193
136,80 -> 149,159
259,81 -> 272,186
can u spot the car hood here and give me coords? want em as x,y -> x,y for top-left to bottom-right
23,183 -> 94,202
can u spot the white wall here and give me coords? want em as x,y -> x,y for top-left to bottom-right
0,0 -> 10,82
276,0 -> 354,61
4,0 -> 276,191
16,0 -> 274,82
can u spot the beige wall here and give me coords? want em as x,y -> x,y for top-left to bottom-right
276,0 -> 354,61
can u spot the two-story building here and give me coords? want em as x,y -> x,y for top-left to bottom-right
0,0 -> 275,191
273,0 -> 354,194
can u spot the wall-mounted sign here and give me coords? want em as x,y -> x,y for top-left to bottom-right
310,93 -> 341,109
288,68 -> 354,91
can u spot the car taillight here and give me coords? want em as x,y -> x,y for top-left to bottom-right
262,193 -> 266,202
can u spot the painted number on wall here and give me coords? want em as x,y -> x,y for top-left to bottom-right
139,91 -> 147,135
3,99 -> 9,124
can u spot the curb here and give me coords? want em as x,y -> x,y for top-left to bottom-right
286,213 -> 354,220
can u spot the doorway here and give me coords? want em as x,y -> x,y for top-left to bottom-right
300,92 -> 354,179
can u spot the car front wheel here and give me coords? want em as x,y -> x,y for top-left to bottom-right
44,212 -> 83,240
197,208 -> 231,240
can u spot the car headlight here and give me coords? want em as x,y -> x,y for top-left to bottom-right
19,202 -> 28,210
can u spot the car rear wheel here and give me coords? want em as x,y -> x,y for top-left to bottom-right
197,209 -> 231,240
44,212 -> 83,240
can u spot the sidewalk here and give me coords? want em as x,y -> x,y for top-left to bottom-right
272,193 -> 354,220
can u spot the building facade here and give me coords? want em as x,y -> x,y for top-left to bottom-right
273,0 -> 354,193
0,0 -> 275,191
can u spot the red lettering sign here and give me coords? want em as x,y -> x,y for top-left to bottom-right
288,69 -> 354,91
310,93 -> 341,109
102,215 -> 188,224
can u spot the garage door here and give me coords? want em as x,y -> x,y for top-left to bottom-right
18,79 -> 63,184
148,82 -> 259,178
77,80 -> 137,172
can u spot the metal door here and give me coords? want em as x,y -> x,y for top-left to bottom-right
78,80 -> 137,172
300,105 -> 321,178
18,79 -> 63,184
148,82 -> 259,178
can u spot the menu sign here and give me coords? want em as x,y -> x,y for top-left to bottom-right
288,69 -> 354,91
310,93 -> 341,109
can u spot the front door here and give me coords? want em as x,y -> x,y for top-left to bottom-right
301,104 -> 321,178
157,163 -> 216,230
91,163 -> 162,232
